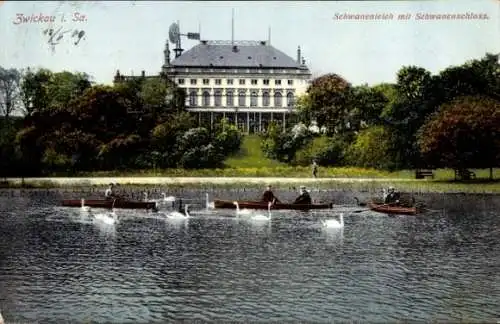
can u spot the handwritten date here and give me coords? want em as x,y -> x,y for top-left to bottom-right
43,26 -> 86,50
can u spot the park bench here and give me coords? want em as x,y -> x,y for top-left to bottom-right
455,169 -> 476,180
415,169 -> 435,179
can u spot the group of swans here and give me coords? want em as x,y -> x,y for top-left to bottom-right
233,200 -> 344,227
233,201 -> 272,221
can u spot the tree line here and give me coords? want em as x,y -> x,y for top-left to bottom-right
0,68 -> 242,176
1,53 -> 499,177
261,53 -> 500,178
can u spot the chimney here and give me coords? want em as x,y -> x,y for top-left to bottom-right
141,70 -> 145,77
297,46 -> 301,64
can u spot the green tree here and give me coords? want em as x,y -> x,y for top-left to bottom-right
213,118 -> 242,155
418,95 -> 500,179
381,66 -> 438,169
345,125 -> 395,170
302,73 -> 352,134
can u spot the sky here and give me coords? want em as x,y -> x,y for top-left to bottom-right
0,0 -> 499,86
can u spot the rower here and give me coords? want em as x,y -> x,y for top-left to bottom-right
105,183 -> 119,200
262,185 -> 280,204
384,186 -> 400,205
293,186 -> 312,204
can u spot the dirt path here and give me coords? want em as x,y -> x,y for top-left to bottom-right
5,177 -> 414,185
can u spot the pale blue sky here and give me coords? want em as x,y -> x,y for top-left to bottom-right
0,0 -> 498,86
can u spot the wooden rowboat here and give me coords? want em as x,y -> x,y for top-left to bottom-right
62,199 -> 157,210
214,199 -> 333,210
368,202 -> 419,215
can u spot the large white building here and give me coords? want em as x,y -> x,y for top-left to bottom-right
115,37 -> 312,133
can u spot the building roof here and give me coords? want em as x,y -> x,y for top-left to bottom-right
171,40 -> 303,69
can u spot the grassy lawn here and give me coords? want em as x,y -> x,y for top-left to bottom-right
224,135 -> 287,168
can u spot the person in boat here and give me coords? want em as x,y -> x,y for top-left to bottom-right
293,186 -> 312,205
105,183 -> 121,200
262,185 -> 280,204
384,186 -> 400,205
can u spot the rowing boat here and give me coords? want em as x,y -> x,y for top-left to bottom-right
368,202 -> 419,215
213,199 -> 333,210
61,199 -> 157,210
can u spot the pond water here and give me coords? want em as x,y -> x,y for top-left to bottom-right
0,189 -> 499,323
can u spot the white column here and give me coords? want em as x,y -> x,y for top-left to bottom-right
283,112 -> 286,132
259,112 -> 262,132
247,112 -> 250,134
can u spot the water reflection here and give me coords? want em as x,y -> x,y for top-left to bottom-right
1,192 -> 500,323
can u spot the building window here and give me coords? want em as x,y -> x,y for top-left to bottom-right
189,91 -> 197,107
214,90 -> 222,106
178,79 -> 185,85
190,79 -> 197,85
287,80 -> 293,86
263,79 -> 270,85
251,79 -> 258,85
250,91 -> 258,106
275,79 -> 281,85
262,91 -> 270,106
238,90 -> 246,106
226,91 -> 233,106
215,79 -> 222,85
239,79 -> 245,85
203,91 -> 210,106
287,92 -> 294,107
203,79 -> 210,85
227,79 -> 233,85
274,92 -> 282,107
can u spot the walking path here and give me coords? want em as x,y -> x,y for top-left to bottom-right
5,177 -> 415,185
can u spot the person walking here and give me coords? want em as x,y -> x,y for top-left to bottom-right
312,160 -> 318,178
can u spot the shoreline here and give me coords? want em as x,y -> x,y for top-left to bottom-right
1,177 -> 499,194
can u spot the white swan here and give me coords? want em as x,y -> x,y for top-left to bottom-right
161,192 -> 176,202
80,199 -> 91,212
206,193 -> 215,210
166,204 -> 190,219
232,201 -> 254,216
321,213 -> 344,228
249,202 -> 273,221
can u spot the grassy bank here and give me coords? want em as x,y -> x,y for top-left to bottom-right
2,177 -> 500,194
3,135 -> 499,193
71,167 -> 499,180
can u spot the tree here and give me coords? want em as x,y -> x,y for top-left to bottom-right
418,95 -> 500,179
261,121 -> 311,163
437,53 -> 500,104
348,85 -> 388,130
19,68 -> 91,117
303,73 -> 352,134
380,66 -> 439,168
213,118 -> 242,155
0,67 -> 22,118
345,125 -> 395,170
